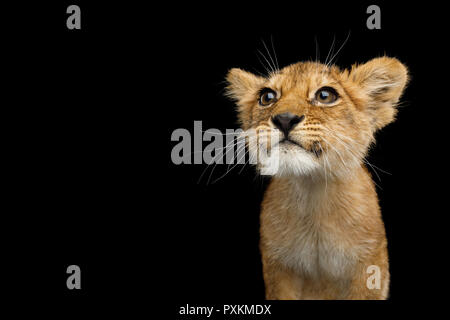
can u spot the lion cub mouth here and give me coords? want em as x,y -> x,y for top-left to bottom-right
278,138 -> 323,158
280,138 -> 303,148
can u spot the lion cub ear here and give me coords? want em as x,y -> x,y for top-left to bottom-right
225,68 -> 264,104
350,57 -> 409,130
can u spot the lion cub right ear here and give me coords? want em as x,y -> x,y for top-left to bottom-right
225,68 -> 265,104
225,68 -> 264,129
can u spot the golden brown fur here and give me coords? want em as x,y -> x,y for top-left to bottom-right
225,57 -> 408,299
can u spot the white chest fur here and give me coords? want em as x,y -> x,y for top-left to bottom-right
263,178 -> 365,281
274,215 -> 357,280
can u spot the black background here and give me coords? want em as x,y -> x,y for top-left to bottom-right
4,0 -> 448,316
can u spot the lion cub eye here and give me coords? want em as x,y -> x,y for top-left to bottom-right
259,88 -> 277,106
315,87 -> 339,104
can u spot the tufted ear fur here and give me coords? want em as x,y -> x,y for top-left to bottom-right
225,68 -> 265,127
349,57 -> 409,130
226,68 -> 264,101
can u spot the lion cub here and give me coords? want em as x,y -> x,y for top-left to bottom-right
226,57 -> 408,299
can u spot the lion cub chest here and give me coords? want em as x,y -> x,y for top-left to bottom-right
262,203 -> 359,280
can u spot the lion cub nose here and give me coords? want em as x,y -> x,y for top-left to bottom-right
271,112 -> 305,136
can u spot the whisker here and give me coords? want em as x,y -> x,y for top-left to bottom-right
256,51 -> 273,76
314,35 -> 320,63
327,31 -> 351,67
320,136 -> 352,177
324,35 -> 336,67
270,35 -> 280,70
198,134 -> 243,184
262,39 -> 278,73
211,140 -> 257,184
320,126 -> 388,185
205,136 -> 249,185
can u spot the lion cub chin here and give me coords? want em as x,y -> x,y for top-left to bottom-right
226,57 -> 408,299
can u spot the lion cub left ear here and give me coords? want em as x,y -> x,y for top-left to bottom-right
350,57 -> 409,130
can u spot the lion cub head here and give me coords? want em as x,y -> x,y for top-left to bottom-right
225,57 -> 408,178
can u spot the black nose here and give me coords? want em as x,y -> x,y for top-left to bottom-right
272,113 -> 305,136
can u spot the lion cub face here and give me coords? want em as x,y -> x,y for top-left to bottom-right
226,57 -> 408,178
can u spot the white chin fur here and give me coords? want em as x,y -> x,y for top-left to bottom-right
251,143 -> 321,177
